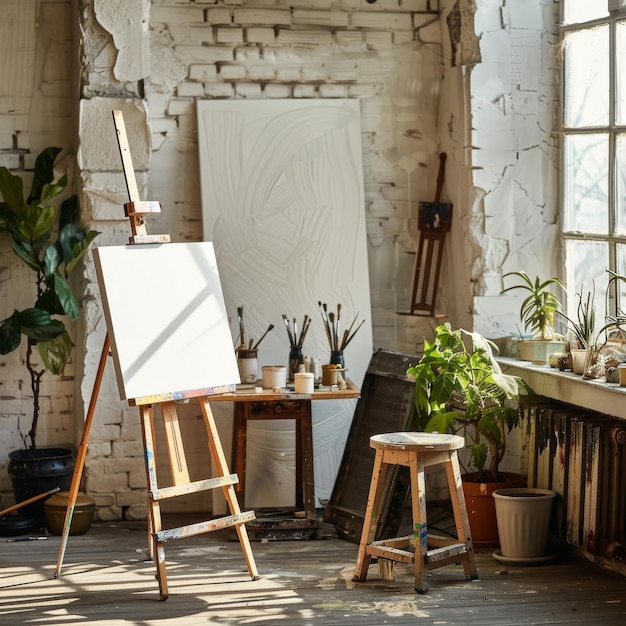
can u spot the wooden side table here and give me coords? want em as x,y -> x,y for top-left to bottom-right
210,381 -> 360,519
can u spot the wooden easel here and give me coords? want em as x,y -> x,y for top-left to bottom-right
397,153 -> 452,320
54,110 -> 259,601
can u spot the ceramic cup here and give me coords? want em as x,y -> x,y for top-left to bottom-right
618,364 -> 626,387
294,372 -> 314,393
262,365 -> 286,389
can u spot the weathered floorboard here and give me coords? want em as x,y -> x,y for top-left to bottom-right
1,514 -> 626,625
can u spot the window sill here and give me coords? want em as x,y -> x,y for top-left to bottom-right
497,357 -> 626,421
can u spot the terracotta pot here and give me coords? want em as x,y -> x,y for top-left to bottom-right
462,472 -> 526,548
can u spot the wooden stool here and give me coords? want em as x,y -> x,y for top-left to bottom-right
353,432 -> 477,593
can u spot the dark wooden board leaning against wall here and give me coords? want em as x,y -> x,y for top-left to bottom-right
323,348 -> 419,543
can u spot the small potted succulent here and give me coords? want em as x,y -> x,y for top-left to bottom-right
0,147 -> 99,519
501,271 -> 567,364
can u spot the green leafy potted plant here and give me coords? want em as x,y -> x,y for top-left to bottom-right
501,271 -> 566,364
560,285 -> 596,374
407,323 -> 527,547
0,147 -> 99,520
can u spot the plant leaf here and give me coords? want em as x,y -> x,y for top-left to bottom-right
38,331 -> 72,375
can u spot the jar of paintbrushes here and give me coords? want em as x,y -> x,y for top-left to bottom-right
317,301 -> 365,373
282,314 -> 311,380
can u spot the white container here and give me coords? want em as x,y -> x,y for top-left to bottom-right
493,487 -> 556,560
262,365 -> 286,389
294,372 -> 314,394
237,349 -> 258,383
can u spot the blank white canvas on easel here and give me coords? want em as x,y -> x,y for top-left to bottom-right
93,242 -> 239,402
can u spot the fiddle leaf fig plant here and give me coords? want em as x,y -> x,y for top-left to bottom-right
407,323 -> 526,483
0,147 -> 99,453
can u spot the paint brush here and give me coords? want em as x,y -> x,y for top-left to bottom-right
329,312 -> 336,350
299,316 -> 311,347
237,306 -> 246,348
343,318 -> 366,349
282,314 -> 294,346
318,302 -> 333,348
253,323 -> 274,349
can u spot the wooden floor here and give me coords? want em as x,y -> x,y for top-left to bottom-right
2,509 -> 626,626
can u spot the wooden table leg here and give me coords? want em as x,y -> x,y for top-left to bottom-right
233,402 -> 248,508
299,401 -> 315,518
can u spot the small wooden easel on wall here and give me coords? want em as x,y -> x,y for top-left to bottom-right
54,110 -> 258,601
397,153 -> 452,319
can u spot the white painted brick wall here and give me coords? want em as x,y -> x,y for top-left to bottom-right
0,0 -> 556,521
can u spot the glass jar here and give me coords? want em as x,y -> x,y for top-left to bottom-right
288,346 -> 304,380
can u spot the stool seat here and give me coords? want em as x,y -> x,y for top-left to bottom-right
353,431 -> 478,593
370,432 -> 465,451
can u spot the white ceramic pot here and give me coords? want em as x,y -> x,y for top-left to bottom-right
493,487 -> 556,560
517,340 -> 565,365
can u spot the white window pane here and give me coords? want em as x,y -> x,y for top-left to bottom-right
563,27 -> 609,128
564,240 -> 609,332
617,21 -> 626,124
616,134 -> 626,235
563,134 -> 609,234
615,246 -> 626,322
563,1 -> 608,24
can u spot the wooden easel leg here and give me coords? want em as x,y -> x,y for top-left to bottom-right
140,404 -> 169,600
200,399 -> 259,580
55,334 -> 110,578
353,448 -> 389,582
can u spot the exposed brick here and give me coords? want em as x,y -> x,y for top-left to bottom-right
0,154 -> 20,169
126,503 -> 147,520
233,8 -> 292,26
115,490 -> 146,507
246,63 -> 276,81
94,505 -> 122,521
319,84 -> 349,98
292,9 -> 349,28
204,81 -> 234,97
246,27 -> 275,44
219,64 -> 247,80
151,7 -> 205,25
264,83 -> 293,98
351,12 -> 413,31
178,81 -> 206,97
293,84 -> 318,98
111,440 -> 144,458
216,27 -> 244,43
206,8 -> 232,24
188,64 -> 218,81
335,30 -> 365,49
174,45 -> 234,63
276,67 -> 302,82
87,470 -> 128,492
168,25 -> 214,45
349,83 -> 384,98
167,99 -> 196,116
235,82 -> 263,98
393,30 -> 416,45
276,29 -> 333,46
301,66 -> 326,82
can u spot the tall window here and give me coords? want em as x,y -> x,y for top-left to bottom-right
561,1 -> 626,329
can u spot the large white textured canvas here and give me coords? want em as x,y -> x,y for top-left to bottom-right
93,242 -> 239,403
197,99 -> 373,508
